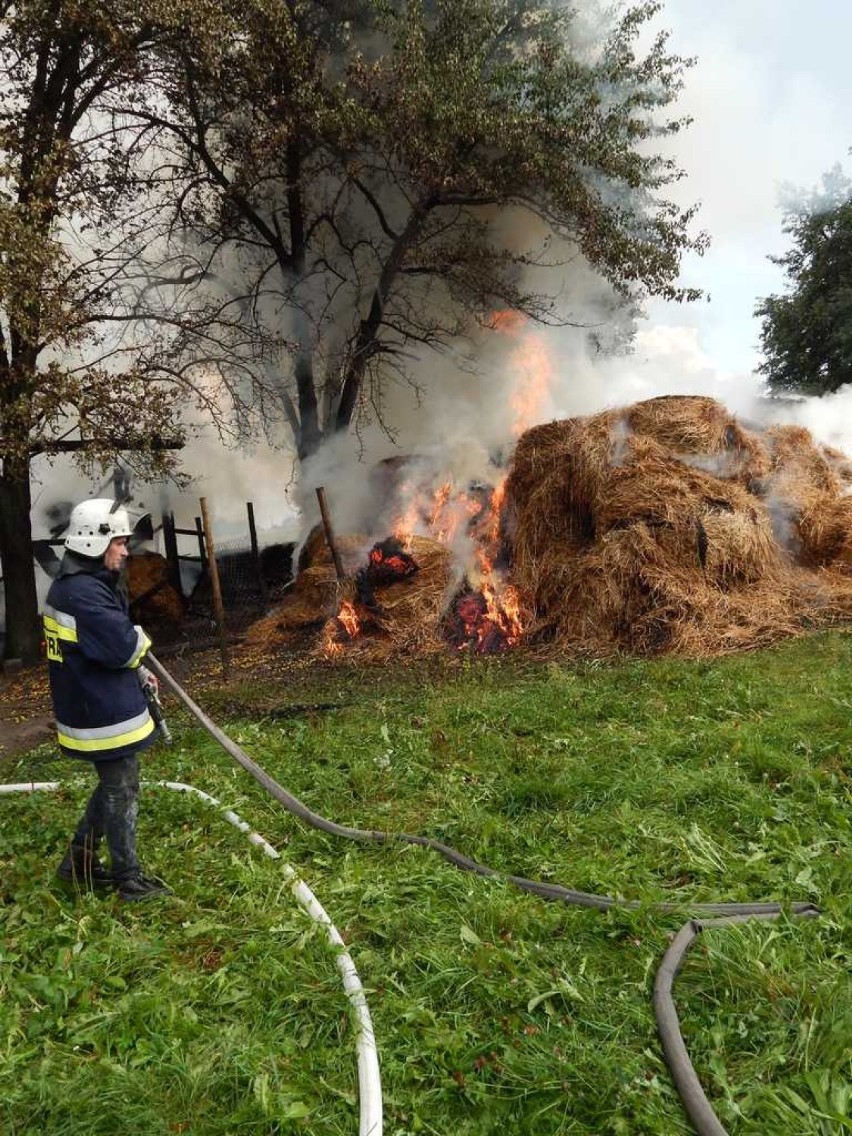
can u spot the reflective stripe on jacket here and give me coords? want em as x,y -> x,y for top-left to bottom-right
44,556 -> 156,761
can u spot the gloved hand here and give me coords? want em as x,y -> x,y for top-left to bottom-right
138,664 -> 158,695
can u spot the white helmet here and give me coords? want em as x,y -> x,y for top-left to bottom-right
65,498 -> 134,559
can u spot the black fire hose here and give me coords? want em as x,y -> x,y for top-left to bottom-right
147,652 -> 820,1136
654,910 -> 820,1136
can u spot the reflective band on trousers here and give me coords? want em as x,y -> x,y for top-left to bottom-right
57,710 -> 154,753
125,627 -> 152,670
43,605 -> 78,642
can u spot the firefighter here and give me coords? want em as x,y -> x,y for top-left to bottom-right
43,497 -> 170,902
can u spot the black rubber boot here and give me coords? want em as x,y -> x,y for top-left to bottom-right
117,872 -> 172,903
56,844 -> 116,891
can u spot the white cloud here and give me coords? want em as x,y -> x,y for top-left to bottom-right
650,0 -> 851,373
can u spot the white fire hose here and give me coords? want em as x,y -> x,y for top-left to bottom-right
0,779 -> 383,1136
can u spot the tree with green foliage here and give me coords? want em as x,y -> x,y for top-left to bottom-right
756,167 -> 852,396
0,0 -> 258,664
0,1 -> 181,661
1,0 -> 707,664
146,0 -> 706,463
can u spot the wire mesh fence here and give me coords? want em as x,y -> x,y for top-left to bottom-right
136,535 -> 297,654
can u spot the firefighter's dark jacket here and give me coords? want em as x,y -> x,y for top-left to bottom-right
43,552 -> 156,761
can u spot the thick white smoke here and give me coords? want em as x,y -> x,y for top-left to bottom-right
20,280 -> 851,633
23,1 -> 852,564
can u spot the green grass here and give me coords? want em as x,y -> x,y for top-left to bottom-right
1,631 -> 851,1134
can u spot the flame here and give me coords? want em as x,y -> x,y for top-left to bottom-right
432,484 -> 483,545
489,581 -> 523,646
488,309 -> 527,333
428,481 -> 460,543
386,467 -> 524,652
323,624 -> 343,657
469,553 -> 523,651
392,491 -> 422,544
322,598 -> 361,657
488,307 -> 556,437
392,478 -> 482,547
509,330 -> 554,437
337,600 -> 361,638
370,550 -> 411,576
321,308 -> 552,655
454,579 -> 523,654
469,475 -> 506,551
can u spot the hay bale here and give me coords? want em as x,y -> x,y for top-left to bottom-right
126,552 -> 184,625
823,445 -> 852,490
505,395 -> 852,656
598,438 -> 751,533
370,537 -> 455,627
798,496 -> 852,566
246,535 -> 456,655
699,505 -> 779,584
249,394 -> 852,661
242,586 -> 337,649
627,395 -> 734,453
627,396 -> 772,488
765,425 -> 840,494
756,427 -> 852,564
295,531 -> 369,580
318,536 -> 456,658
507,401 -> 772,574
244,543 -> 362,648
506,411 -> 620,559
536,523 -> 800,658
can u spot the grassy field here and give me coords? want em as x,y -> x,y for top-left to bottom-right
1,632 -> 850,1134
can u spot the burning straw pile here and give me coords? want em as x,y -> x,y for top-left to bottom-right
245,533 -> 456,657
247,394 -> 852,660
506,395 -> 852,655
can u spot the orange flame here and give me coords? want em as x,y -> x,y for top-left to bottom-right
509,331 -> 554,437
322,598 -> 362,657
327,311 -> 552,654
455,579 -> 523,653
489,309 -> 527,333
488,307 -> 556,437
323,624 -> 343,657
337,600 -> 361,638
392,489 -> 422,545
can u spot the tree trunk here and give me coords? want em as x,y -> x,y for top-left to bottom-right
0,461 -> 41,664
294,322 -> 321,461
285,141 -> 321,461
335,198 -> 433,433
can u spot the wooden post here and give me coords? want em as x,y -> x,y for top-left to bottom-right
199,497 -> 229,679
315,486 -> 346,583
162,512 -> 180,592
194,516 -> 207,569
246,501 -> 269,605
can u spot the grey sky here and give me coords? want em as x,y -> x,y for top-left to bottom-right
649,0 -> 851,375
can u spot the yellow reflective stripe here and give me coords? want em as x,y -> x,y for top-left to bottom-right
57,716 -> 155,753
126,627 -> 152,670
43,615 -> 78,643
59,709 -> 150,742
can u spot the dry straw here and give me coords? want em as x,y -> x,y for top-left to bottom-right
506,395 -> 852,656
244,535 -> 456,658
126,551 -> 185,624
246,395 -> 852,660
